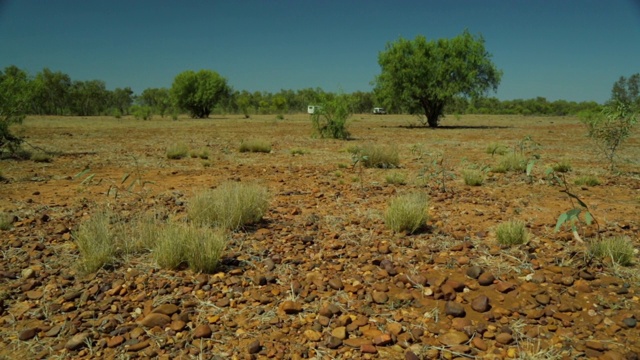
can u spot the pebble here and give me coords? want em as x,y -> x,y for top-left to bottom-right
138,313 -> 171,328
477,272 -> 495,286
328,278 -> 344,290
495,332 -> 513,345
281,300 -> 302,314
622,318 -> 637,328
19,328 -> 38,341
327,336 -> 343,349
304,329 -> 322,341
247,339 -> 261,354
372,291 -> 389,304
193,324 -> 212,338
445,301 -> 466,317
332,326 -> 347,340
465,266 -> 483,279
438,331 -> 469,346
65,332 -> 89,350
471,295 -> 490,312
152,303 -> 179,315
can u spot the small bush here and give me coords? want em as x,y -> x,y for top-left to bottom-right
131,105 -> 153,120
188,182 -> 269,230
74,211 -> 118,273
385,192 -> 429,234
239,140 -> 271,153
495,219 -> 528,246
0,213 -> 13,230
191,148 -> 210,159
589,237 -> 634,266
492,153 -> 527,173
574,175 -> 600,186
31,151 -> 52,163
385,171 -> 407,185
357,144 -> 400,168
311,94 -> 351,140
290,148 -> 308,156
125,213 -> 161,254
184,226 -> 227,273
166,143 -> 189,159
486,142 -> 507,155
462,169 -> 485,186
552,161 -> 572,173
153,222 -> 187,269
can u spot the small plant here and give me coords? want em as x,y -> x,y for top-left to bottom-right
184,226 -> 227,273
555,184 -> 600,243
153,222 -> 187,269
495,219 -> 528,246
275,114 -> 284,120
166,143 -> 189,159
417,152 -> 455,192
355,143 -> 400,169
551,160 -> 572,173
0,213 -> 13,230
290,148 -> 308,156
385,192 -> 429,234
581,100 -> 638,171
486,142 -> 507,155
310,93 -> 351,140
74,210 -> 118,273
574,175 -> 601,186
188,182 -> 269,231
239,139 -> 272,153
31,151 -> 52,163
589,237 -> 635,266
131,105 -> 153,120
492,152 -> 527,173
385,171 -> 407,185
191,148 -> 210,159
462,169 -> 485,186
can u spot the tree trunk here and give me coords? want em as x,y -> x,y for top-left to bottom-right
421,99 -> 445,128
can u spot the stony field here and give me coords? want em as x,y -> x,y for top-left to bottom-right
0,114 -> 639,359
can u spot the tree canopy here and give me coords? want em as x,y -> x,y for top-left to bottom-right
610,73 -> 640,111
170,70 -> 231,118
374,30 -> 502,127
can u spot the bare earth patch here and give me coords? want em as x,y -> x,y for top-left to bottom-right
0,114 -> 639,359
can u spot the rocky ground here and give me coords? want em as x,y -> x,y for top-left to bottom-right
0,114 -> 639,359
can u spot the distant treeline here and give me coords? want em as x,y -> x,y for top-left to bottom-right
5,65 -> 601,118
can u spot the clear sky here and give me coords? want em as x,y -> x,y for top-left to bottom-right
1,1 -> 639,103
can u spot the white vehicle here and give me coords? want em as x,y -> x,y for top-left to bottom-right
307,105 -> 324,114
373,107 -> 386,115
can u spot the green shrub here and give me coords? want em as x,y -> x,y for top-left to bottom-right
492,153 -> 527,173
486,142 -> 507,155
385,171 -> 407,185
74,210 -> 118,273
190,148 -> 210,159
239,139 -> 272,153
166,143 -> 189,159
462,169 -> 485,186
357,144 -> 400,168
589,237 -> 634,266
188,182 -> 269,230
574,175 -> 600,186
552,161 -> 572,173
0,213 -> 13,230
385,192 -> 429,234
290,148 -> 308,156
495,219 -> 528,246
31,151 -> 52,163
310,94 -> 351,140
131,105 -> 153,120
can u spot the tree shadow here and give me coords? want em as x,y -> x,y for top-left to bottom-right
387,124 -> 512,130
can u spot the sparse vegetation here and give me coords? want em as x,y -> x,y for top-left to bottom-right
462,169 -> 485,186
385,192 -> 429,234
355,143 -> 400,168
385,171 -> 407,185
486,142 -> 508,155
574,175 -> 601,186
239,139 -> 272,153
290,148 -> 308,156
191,148 -> 210,159
495,219 -> 528,246
166,143 -> 189,159
0,213 -> 13,230
74,210 -> 119,273
188,182 -> 269,230
310,93 -> 351,139
492,152 -> 527,173
589,236 -> 635,266
551,160 -> 572,173
31,151 -> 52,163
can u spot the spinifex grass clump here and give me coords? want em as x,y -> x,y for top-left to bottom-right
239,139 -> 272,153
188,182 -> 269,230
495,219 -> 528,246
486,142 -> 507,155
74,210 -> 118,273
462,169 -> 485,186
492,153 -> 527,173
153,223 -> 227,272
166,143 -> 189,159
589,236 -> 635,266
385,171 -> 407,185
574,175 -> 600,186
357,143 -> 400,168
0,213 -> 13,230
384,192 -> 429,234
552,160 -> 572,173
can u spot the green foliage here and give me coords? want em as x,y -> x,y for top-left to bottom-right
418,152 -> 456,192
555,188 -> 599,244
610,73 -> 640,110
0,213 -> 13,230
0,66 -> 31,154
353,143 -> 399,168
462,169 -> 485,186
171,69 -> 231,118
138,87 -> 172,117
188,182 -> 269,231
589,237 -> 635,266
492,153 -> 527,173
581,100 -> 637,171
166,143 -> 189,159
385,171 -> 407,185
574,175 -> 601,186
290,148 -> 308,156
191,148 -> 210,159
495,219 -> 528,246
239,139 -> 272,153
310,93 -> 351,139
385,192 -> 429,234
486,142 -> 508,156
131,105 -> 153,120
551,160 -> 572,173
374,30 -> 502,127
154,223 -> 227,272
30,68 -> 71,115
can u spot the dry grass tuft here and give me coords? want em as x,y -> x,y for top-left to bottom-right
358,143 -> 400,168
385,192 -> 429,234
462,169 -> 485,186
495,219 -> 528,246
589,236 -> 635,266
74,210 -> 119,273
166,143 -> 189,159
574,175 -> 600,186
239,139 -> 272,153
492,153 -> 527,173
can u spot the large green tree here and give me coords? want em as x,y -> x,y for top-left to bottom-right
171,70 -> 230,118
610,73 -> 640,110
374,30 -> 502,127
139,87 -> 172,117
31,68 -> 71,115
0,65 -> 32,153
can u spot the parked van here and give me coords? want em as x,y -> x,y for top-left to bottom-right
373,107 -> 386,114
307,105 -> 323,114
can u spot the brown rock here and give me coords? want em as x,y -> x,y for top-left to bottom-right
471,295 -> 490,312
44,325 -> 62,337
107,335 -> 124,348
472,336 -> 488,351
405,351 -> 420,360
387,322 -> 403,336
281,300 -> 302,314
466,266 -> 483,279
304,329 -> 322,341
535,294 -> 551,305
574,279 -> 592,293
372,333 -> 392,346
495,332 -> 513,345
477,272 -> 495,286
372,291 -> 389,304
328,278 -> 344,290
65,332 -> 90,350
170,320 -> 186,331
585,340 -> 606,351
152,303 -> 179,315
327,336 -> 343,349
127,340 -> 149,351
601,351 -> 626,360
451,318 -> 471,332
247,340 -> 261,354
445,301 -> 466,317
560,276 -> 574,286
360,344 -> 378,354
332,326 -> 347,340
438,331 -> 469,346
26,290 -> 43,300
344,338 -> 373,347
19,328 -> 38,341
495,281 -> 515,293
193,324 -> 212,339
138,313 -> 171,328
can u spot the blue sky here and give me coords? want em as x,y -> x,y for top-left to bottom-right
1,1 -> 639,103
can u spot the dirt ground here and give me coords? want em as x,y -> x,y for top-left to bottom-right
1,114 -> 639,359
